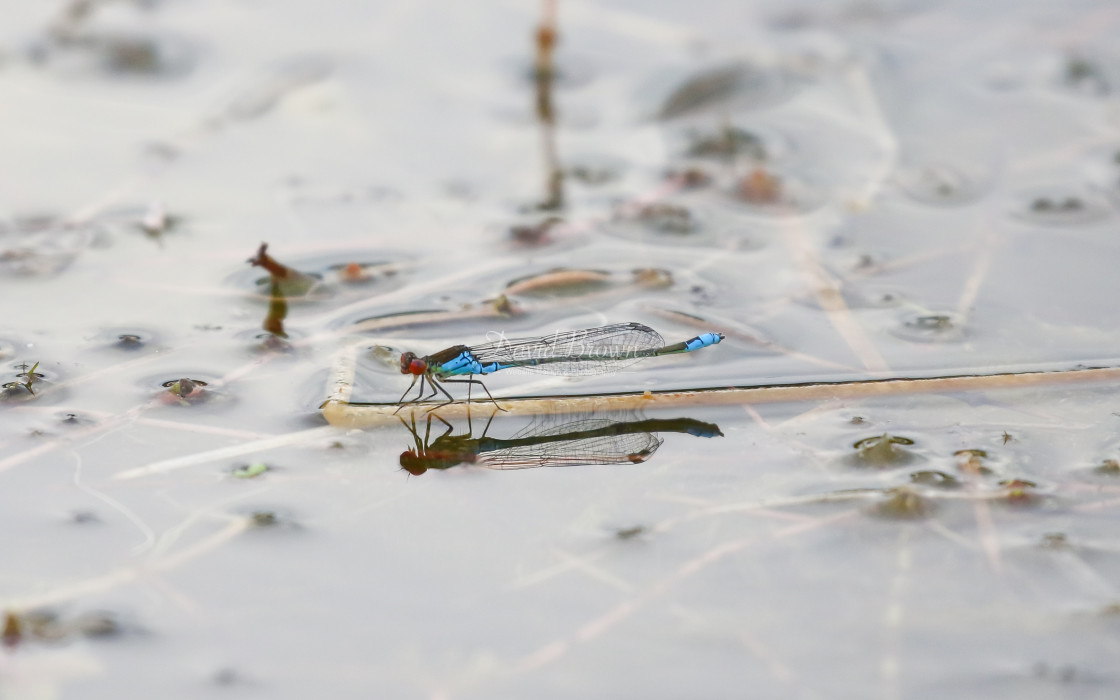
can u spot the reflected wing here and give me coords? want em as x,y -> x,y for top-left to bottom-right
477,419 -> 664,469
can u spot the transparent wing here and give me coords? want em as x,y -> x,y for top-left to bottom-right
467,322 -> 665,376
477,419 -> 664,469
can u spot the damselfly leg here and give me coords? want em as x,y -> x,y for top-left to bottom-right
440,375 -> 507,411
392,374 -> 422,414
394,373 -> 455,413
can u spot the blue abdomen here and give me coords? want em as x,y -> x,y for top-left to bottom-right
436,351 -> 509,376
684,332 -> 724,352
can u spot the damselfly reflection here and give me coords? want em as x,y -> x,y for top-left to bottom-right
398,410 -> 722,475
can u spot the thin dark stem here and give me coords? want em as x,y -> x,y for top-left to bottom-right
442,378 -> 507,411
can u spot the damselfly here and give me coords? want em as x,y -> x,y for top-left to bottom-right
395,322 -> 724,409
399,410 -> 723,475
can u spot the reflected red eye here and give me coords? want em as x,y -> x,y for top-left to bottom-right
400,450 -> 427,475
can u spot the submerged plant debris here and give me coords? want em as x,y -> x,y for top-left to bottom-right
867,486 -> 936,520
231,462 -> 269,479
160,377 -> 209,405
2,609 -> 126,648
1,361 -> 43,399
848,433 -> 918,468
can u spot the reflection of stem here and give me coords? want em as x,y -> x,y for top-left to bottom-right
264,279 -> 288,337
719,112 -> 736,166
535,0 -> 564,211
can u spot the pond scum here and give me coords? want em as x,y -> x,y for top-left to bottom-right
2,0 -> 1120,697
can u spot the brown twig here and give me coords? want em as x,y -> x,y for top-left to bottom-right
247,242 -> 292,279
534,0 -> 564,211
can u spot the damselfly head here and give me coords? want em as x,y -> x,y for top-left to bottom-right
399,450 -> 428,475
399,352 -> 427,375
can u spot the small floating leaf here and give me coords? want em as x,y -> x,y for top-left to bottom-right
999,478 -> 1039,504
115,333 -> 145,349
232,462 -> 269,479
70,611 -> 123,639
163,377 -> 207,399
954,449 -> 993,476
71,510 -> 100,524
894,312 -> 967,343
1094,458 -> 1120,475
849,433 -> 917,467
489,294 -> 515,315
250,511 -> 279,528
615,525 -> 646,540
2,612 -> 21,648
324,260 -> 400,285
135,201 -> 182,239
686,125 -> 767,160
1062,55 -> 1110,95
1011,187 -> 1112,226
868,487 -> 936,519
1,608 -> 125,646
914,315 -> 952,329
631,268 -> 673,289
664,167 -> 712,189
158,377 -> 219,406
1,361 -> 45,400
1038,532 -> 1069,550
909,470 -> 960,489
505,268 -> 613,296
736,168 -> 783,205
509,216 -> 564,246
658,63 -> 793,119
632,203 -> 695,234
730,169 -> 824,214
